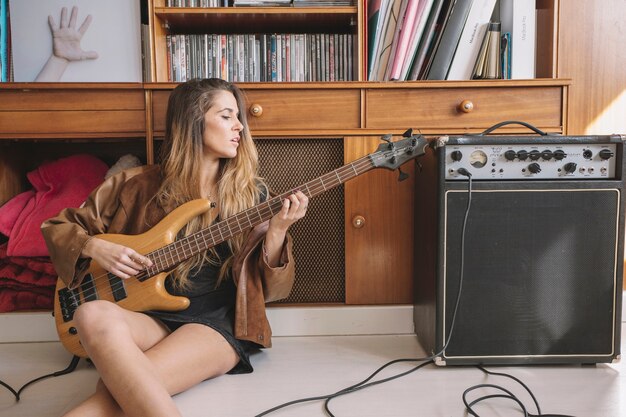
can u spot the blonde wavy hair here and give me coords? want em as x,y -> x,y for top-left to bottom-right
156,78 -> 265,289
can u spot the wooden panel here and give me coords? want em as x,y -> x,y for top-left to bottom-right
557,0 -> 626,135
0,88 -> 145,137
344,136 -> 414,304
152,90 -> 170,133
152,89 -> 361,134
0,111 -> 145,136
0,149 -> 25,206
0,90 -> 145,111
366,87 -> 563,132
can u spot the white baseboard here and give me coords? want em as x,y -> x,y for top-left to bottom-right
2,293 -> 624,344
0,305 -> 415,343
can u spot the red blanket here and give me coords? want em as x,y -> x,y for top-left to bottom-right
0,154 -> 108,257
0,244 -> 56,312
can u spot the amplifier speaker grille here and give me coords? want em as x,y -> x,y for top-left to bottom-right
443,189 -> 619,359
257,138 -> 345,303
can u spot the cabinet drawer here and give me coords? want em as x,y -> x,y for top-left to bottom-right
152,89 -> 361,134
366,87 -> 564,131
244,89 -> 360,132
0,89 -> 145,136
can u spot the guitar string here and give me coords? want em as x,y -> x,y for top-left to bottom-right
57,145 -> 418,313
63,155 -> 375,304
59,144 -> 419,311
57,150 -> 398,310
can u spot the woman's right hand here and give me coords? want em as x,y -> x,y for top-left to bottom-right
82,237 -> 153,279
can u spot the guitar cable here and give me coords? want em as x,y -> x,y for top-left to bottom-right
462,365 -> 576,417
254,164 -> 475,417
0,355 -> 80,402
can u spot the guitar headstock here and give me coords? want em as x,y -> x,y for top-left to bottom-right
371,130 -> 428,170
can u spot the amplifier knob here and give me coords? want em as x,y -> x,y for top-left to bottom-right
541,150 -> 554,160
450,150 -> 463,161
599,149 -> 615,160
563,162 -> 577,173
554,150 -> 567,160
529,150 -> 541,160
528,163 -> 542,174
504,150 -> 517,161
517,150 -> 529,160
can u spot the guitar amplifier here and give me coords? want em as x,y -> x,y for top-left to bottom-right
414,131 -> 625,365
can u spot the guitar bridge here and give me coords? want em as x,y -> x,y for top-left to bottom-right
58,286 -> 81,322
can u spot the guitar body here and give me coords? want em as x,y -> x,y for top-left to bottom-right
54,199 -> 213,358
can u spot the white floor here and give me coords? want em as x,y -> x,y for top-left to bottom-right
1,325 -> 624,417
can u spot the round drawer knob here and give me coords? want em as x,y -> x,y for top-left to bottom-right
458,100 -> 474,113
352,215 -> 366,229
249,103 -> 263,117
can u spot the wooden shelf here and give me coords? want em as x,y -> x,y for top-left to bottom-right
154,7 -> 358,34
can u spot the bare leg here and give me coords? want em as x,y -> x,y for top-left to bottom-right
61,300 -> 239,417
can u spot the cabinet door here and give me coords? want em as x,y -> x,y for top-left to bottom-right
345,136 -> 414,304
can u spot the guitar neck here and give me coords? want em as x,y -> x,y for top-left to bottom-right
148,153 -> 377,274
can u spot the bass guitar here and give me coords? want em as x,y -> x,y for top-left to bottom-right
54,132 -> 428,357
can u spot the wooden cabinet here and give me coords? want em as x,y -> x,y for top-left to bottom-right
0,0 -> 574,306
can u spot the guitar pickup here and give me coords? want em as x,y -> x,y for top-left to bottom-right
107,273 -> 127,302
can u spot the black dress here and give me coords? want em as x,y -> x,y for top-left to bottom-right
145,241 -> 256,374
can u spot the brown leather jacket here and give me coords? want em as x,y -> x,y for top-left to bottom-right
41,165 -> 295,348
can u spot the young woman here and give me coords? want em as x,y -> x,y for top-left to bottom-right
42,78 -> 308,417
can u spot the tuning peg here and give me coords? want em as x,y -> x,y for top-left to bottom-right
381,134 -> 392,143
402,128 -> 413,138
398,168 -> 409,181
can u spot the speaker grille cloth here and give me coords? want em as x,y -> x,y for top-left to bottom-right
256,138 -> 345,303
444,189 -> 618,357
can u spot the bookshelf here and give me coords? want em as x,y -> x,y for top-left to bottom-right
148,0 -> 363,82
1,0 -> 577,310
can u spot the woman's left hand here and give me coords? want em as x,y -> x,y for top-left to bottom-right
264,190 -> 308,267
268,190 -> 309,233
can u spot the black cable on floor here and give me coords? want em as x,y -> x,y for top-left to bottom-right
255,167 -> 475,417
461,357 -> 578,417
0,378 -> 19,400
0,355 -> 80,402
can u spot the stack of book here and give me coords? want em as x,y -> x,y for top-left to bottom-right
367,0 -> 536,81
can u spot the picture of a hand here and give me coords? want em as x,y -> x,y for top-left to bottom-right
35,6 -> 98,81
49,6 -> 98,62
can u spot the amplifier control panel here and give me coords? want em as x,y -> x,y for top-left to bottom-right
444,143 -> 618,180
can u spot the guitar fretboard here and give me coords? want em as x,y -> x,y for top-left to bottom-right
139,152 -> 377,279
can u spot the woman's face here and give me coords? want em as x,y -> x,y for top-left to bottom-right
202,90 -> 244,161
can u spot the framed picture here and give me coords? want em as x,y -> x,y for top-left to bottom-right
10,0 -> 142,82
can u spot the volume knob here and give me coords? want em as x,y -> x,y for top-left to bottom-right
450,150 -> 463,161
599,149 -> 615,160
504,150 -> 517,161
563,162 -> 577,173
528,163 -> 542,174
517,150 -> 529,161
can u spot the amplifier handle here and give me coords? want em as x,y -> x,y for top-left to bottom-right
474,120 -> 549,136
